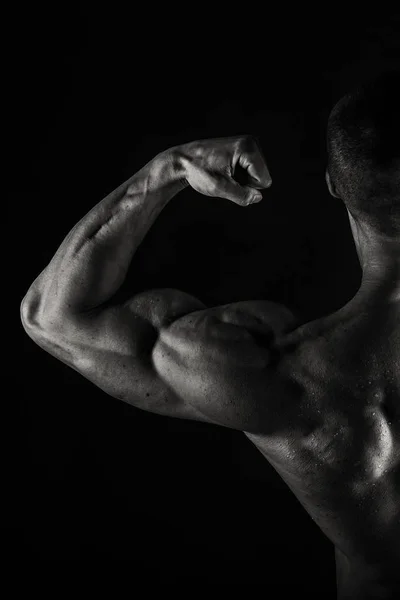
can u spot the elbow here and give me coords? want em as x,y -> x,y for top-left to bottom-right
20,289 -> 56,341
20,290 -> 41,338
21,287 -> 82,357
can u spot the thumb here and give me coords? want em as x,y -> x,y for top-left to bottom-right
218,175 -> 263,206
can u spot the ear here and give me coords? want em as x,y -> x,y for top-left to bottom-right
325,170 -> 341,198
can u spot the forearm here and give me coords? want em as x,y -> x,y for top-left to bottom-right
21,147 -> 186,325
21,134 -> 271,336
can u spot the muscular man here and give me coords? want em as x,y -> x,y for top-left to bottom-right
21,72 -> 399,598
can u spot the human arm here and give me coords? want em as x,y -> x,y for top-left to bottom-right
20,136 -> 294,430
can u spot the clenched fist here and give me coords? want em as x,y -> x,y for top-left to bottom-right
175,135 -> 272,206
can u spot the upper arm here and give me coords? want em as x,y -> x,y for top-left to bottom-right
24,287 -> 297,431
23,286 -> 217,423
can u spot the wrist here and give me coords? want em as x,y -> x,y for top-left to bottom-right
158,146 -> 189,191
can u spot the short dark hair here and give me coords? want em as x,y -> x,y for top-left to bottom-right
327,70 -> 400,235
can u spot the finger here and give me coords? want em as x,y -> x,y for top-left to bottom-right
216,175 -> 263,206
237,139 -> 272,188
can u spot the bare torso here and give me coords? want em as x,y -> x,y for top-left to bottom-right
21,135 -> 400,597
152,295 -> 400,573
243,299 -> 400,581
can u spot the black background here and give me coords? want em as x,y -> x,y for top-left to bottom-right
6,5 -> 400,592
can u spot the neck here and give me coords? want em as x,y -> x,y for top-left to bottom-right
348,211 -> 400,304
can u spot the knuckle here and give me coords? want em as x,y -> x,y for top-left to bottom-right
237,187 -> 250,205
208,178 -> 220,195
222,164 -> 233,178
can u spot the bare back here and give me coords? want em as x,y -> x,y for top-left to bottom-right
246,301 -> 400,576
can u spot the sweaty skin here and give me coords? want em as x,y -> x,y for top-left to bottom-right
21,136 -> 399,598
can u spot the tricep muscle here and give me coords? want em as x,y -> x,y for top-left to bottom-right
31,286 -> 295,432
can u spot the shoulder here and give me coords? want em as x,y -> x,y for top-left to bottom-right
152,298 -> 300,432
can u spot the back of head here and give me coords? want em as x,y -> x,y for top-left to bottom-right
327,71 -> 400,236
